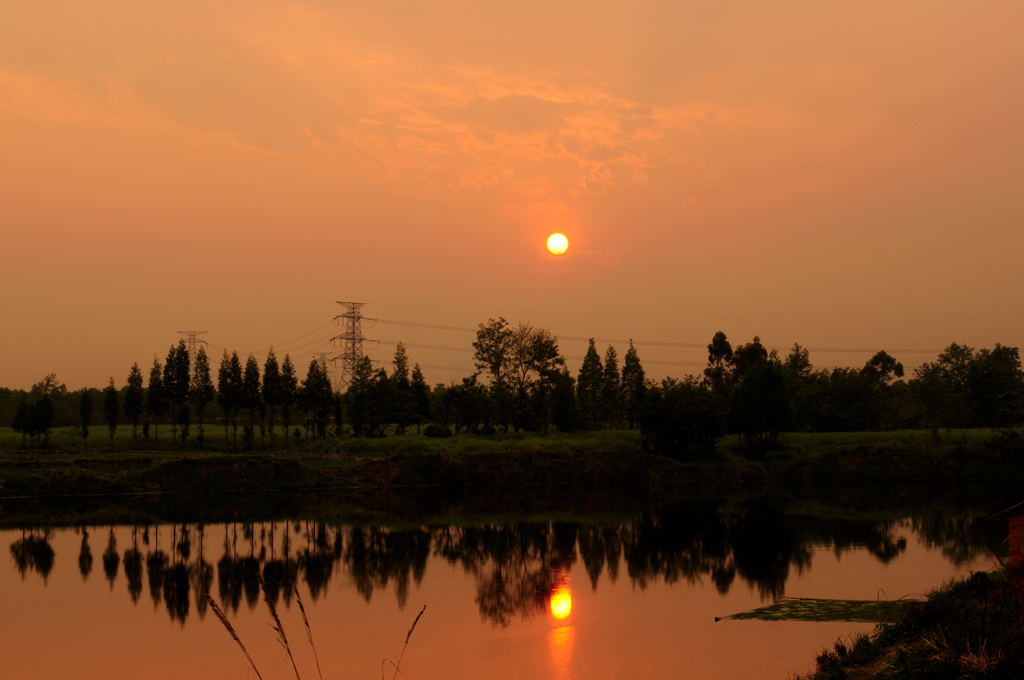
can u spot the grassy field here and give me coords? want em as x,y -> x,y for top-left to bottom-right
0,424 -> 643,455
1,426 -> 1021,507
3,424 -> 1017,456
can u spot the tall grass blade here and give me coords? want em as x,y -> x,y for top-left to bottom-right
208,595 -> 266,680
387,604 -> 426,680
294,584 -> 324,680
262,576 -> 303,680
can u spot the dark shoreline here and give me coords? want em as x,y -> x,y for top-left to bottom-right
1,428 -> 1022,528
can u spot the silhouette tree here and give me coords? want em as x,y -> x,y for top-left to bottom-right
190,347 -> 215,447
218,351 -> 244,447
576,339 -> 603,429
704,331 -> 734,393
78,389 -> 93,449
241,355 -> 262,448
966,344 -> 1023,427
640,377 -> 724,460
31,373 -> 67,397
730,336 -> 769,382
146,358 -> 168,443
103,378 -> 120,442
124,362 -> 144,441
731,358 -> 788,448
345,356 -> 375,437
823,368 -> 877,431
300,359 -> 333,438
410,364 -> 431,433
279,354 -> 298,443
473,317 -> 513,386
448,374 -> 490,433
549,368 -> 580,432
29,397 -> 55,445
913,343 -> 974,431
601,345 -> 621,428
163,341 -> 191,443
621,341 -> 646,429
390,343 -> 416,434
11,398 -> 30,447
368,368 -> 394,436
262,350 -> 282,444
861,350 -> 904,387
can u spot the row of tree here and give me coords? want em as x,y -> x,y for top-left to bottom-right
5,320 -> 1023,458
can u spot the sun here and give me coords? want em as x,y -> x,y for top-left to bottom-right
549,585 -> 573,620
546,232 -> 569,255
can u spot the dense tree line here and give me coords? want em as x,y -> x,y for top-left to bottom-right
4,322 -> 1023,457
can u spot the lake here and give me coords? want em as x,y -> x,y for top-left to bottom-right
1,493 -> 1005,679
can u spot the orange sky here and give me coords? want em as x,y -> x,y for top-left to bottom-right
2,0 -> 1023,389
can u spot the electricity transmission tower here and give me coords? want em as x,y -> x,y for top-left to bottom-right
331,301 -> 374,390
177,330 -> 209,357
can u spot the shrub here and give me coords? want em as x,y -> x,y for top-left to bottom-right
422,423 -> 452,438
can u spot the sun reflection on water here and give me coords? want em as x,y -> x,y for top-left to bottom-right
548,620 -> 576,679
549,584 -> 573,620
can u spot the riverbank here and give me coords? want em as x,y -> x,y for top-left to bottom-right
801,568 -> 1024,679
1,428 -> 1021,507
0,430 -> 1021,531
0,430 -> 1019,510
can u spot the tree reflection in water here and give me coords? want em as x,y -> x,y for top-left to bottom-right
78,528 -> 93,581
9,529 -> 55,582
102,527 -> 119,588
123,527 -> 143,604
6,501 -> 1003,626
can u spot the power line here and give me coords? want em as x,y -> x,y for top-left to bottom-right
270,319 -> 336,352
375,318 -> 944,355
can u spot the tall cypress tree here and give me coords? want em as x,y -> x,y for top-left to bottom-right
262,350 -> 282,445
391,343 -> 416,434
345,356 -> 375,437
279,354 -> 298,444
621,341 -> 647,429
191,347 -> 215,447
217,352 -> 232,446
217,351 -> 244,447
146,358 -> 167,443
163,341 -> 191,443
124,363 -> 144,441
576,339 -> 603,429
103,378 -> 120,442
300,359 -> 332,438
601,346 -> 621,428
241,355 -> 262,449
410,364 -> 430,433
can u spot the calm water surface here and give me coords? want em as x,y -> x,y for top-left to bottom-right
2,499 -> 1001,680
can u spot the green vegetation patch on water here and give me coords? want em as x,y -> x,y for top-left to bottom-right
722,596 -> 918,622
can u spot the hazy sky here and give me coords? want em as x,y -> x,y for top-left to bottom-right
2,0 -> 1022,389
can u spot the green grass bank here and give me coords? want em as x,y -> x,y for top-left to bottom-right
1,427 -> 1022,503
800,568 -> 1024,679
